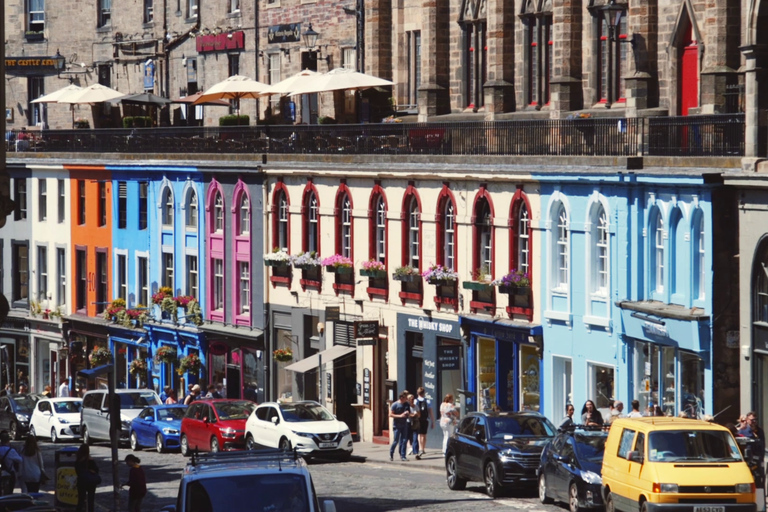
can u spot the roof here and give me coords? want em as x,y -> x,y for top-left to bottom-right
611,417 -> 728,431
184,450 -> 308,479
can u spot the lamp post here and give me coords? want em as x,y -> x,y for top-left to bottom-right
599,0 -> 626,107
302,24 -> 329,69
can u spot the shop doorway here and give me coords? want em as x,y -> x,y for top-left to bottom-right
405,332 -> 423,394
333,352 -> 358,436
552,356 -> 572,421
438,339 -> 462,409
374,336 -> 389,435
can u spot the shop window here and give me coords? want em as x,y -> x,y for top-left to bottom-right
592,204 -> 609,296
438,339 -> 462,413
13,244 -> 29,302
162,187 -> 174,227
117,182 -> 127,229
186,189 -> 198,229
405,331 -> 423,394
519,345 -> 540,411
138,182 -> 148,230
14,178 -> 27,221
551,356 -> 572,421
588,362 -> 614,410
477,337 -> 496,410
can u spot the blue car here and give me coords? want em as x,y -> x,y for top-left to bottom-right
129,404 -> 187,453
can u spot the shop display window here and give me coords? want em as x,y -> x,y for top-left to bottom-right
519,345 -> 540,411
680,351 -> 703,418
477,336 -> 496,410
589,362 -> 614,412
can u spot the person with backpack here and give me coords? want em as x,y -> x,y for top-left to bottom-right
0,430 -> 21,495
414,387 -> 435,460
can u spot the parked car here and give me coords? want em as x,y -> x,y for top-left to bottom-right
163,449 -> 337,512
180,399 -> 256,455
244,401 -> 353,461
129,404 -> 187,453
0,394 -> 40,439
29,397 -> 83,442
445,411 -> 557,498
81,389 -> 162,445
538,427 -> 608,512
601,417 -> 755,512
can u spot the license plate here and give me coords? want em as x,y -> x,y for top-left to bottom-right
319,442 -> 337,449
694,507 -> 725,512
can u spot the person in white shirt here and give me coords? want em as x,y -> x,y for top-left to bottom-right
58,379 -> 70,398
627,399 -> 644,418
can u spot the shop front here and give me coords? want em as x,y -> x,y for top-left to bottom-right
0,314 -> 32,392
67,317 -> 111,394
396,313 -> 461,450
619,303 -> 711,418
29,317 -> 66,395
198,323 -> 264,403
461,316 -> 543,413
107,326 -> 150,390
144,325 -> 207,400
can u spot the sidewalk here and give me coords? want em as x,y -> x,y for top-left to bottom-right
351,441 -> 446,472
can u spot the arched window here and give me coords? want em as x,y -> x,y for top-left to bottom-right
337,193 -> 352,258
406,195 -> 420,268
162,187 -> 173,227
305,191 -> 319,253
375,195 -> 386,263
277,190 -> 289,252
555,204 -> 569,290
653,211 -> 664,293
238,193 -> 250,235
517,202 -> 530,275
186,189 -> 198,229
474,197 -> 493,273
694,214 -> 705,300
438,196 -> 456,271
214,192 -> 224,232
592,205 -> 609,295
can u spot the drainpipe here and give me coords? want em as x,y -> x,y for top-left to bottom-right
254,0 -> 260,119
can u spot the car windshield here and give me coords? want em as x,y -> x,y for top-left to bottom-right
214,401 -> 256,421
487,416 -> 557,439
53,401 -> 82,414
120,392 -> 162,409
184,474 -> 310,512
648,430 -> 743,462
157,408 -> 186,421
12,396 -> 38,414
574,433 -> 608,463
280,403 -> 335,422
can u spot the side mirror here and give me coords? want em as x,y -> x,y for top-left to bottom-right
474,429 -> 484,442
627,451 -> 644,464
323,500 -> 337,512
203,417 -> 209,424
271,416 -> 279,425
43,411 -> 52,416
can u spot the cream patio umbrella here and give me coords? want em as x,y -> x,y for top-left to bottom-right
193,75 -> 269,110
287,67 -> 394,96
260,69 -> 320,96
58,83 -> 125,128
30,84 -> 83,129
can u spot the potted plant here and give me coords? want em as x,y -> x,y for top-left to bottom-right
185,299 -> 203,325
102,298 -> 127,321
291,251 -> 322,270
360,260 -> 386,278
493,269 -> 531,295
392,265 -> 420,282
74,118 -> 90,129
463,265 -> 494,291
154,346 -> 178,365
422,263 -> 459,285
273,348 -> 293,363
264,248 -> 291,267
177,353 -> 203,375
322,254 -> 354,274
29,301 -> 42,318
129,358 -> 148,377
152,286 -> 173,305
89,346 -> 113,366
25,31 -> 44,41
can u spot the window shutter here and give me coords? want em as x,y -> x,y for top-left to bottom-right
118,182 -> 127,198
333,322 -> 356,347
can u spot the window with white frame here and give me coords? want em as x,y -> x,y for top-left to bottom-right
375,196 -> 386,263
117,254 -> 127,301
13,244 -> 28,302
268,53 -> 281,111
239,262 -> 250,314
98,0 -> 111,27
229,0 -> 240,13
162,187 -> 173,227
475,198 -> 492,273
38,179 -> 47,222
163,252 -> 174,289
239,194 -> 250,235
407,196 -> 420,268
593,205 -> 609,296
340,195 -> 352,258
517,202 -> 530,275
187,255 -> 198,299
57,179 -> 65,223
555,204 -> 569,290
343,47 -> 357,70
138,256 -> 148,306
28,0 -> 44,33
696,215 -> 705,300
15,178 -> 27,221
186,189 -> 198,229
213,258 -> 224,310
214,193 -> 224,232
277,191 -> 289,251
308,193 -> 319,253
654,213 -> 664,293
37,246 -> 47,301
57,248 -> 66,307
444,200 -> 456,271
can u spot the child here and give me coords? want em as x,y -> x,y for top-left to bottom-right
122,455 -> 147,512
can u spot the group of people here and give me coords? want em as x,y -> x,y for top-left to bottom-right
559,399 -> 662,429
389,389 -> 461,461
161,382 -> 225,406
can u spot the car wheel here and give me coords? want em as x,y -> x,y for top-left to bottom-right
156,434 -> 164,453
245,434 -> 257,451
539,473 -> 554,504
180,434 -> 189,457
569,483 -> 581,512
50,427 -> 58,444
446,455 -> 467,491
130,432 -> 140,451
279,437 -> 291,452
210,437 -> 220,453
641,501 -> 648,512
484,461 -> 502,498
9,421 -> 18,440
604,490 -> 615,512
82,426 -> 91,446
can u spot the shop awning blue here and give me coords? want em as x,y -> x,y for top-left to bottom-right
77,364 -> 113,378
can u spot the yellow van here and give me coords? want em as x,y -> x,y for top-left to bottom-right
601,417 -> 756,512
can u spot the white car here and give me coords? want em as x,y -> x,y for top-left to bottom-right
245,401 -> 353,461
29,397 -> 83,442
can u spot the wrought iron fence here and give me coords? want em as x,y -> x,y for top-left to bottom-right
647,114 -> 745,157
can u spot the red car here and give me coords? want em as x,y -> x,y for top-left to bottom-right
180,399 -> 256,455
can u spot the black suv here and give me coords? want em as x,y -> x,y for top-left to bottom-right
163,450 -> 337,512
445,411 -> 557,498
0,394 -> 39,439
538,426 -> 608,512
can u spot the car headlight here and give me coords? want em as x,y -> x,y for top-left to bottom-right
162,428 -> 179,435
579,470 -> 602,485
221,427 -> 237,439
58,417 -> 70,424
735,483 -> 755,493
291,431 -> 313,438
653,483 -> 679,493
339,429 -> 350,437
15,414 -> 28,423
499,449 -> 517,460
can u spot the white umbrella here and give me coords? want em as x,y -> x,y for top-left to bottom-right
288,68 -> 394,96
59,83 -> 124,104
30,84 -> 82,104
193,75 -> 269,105
261,69 -> 320,96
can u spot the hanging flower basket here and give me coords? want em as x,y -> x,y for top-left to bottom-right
177,353 -> 202,375
129,358 -> 148,376
154,346 -> 178,365
89,346 -> 113,366
422,264 -> 459,285
273,348 -> 293,363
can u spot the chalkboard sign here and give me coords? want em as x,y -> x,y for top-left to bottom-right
354,320 -> 379,339
438,345 -> 461,370
363,368 -> 371,405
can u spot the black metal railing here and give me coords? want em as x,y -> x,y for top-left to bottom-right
647,114 -> 745,157
4,114 -> 745,158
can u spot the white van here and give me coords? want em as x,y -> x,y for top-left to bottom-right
81,389 -> 161,444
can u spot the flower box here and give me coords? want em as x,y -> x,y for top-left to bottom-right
392,273 -> 420,282
25,32 -> 44,41
265,259 -> 289,267
514,285 -> 531,296
427,277 -> 457,286
361,269 -> 387,278
327,265 -> 353,274
462,281 -> 493,291
294,263 -> 321,270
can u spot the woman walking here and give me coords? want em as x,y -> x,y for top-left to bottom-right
18,434 -> 45,493
75,444 -> 100,512
440,394 -> 458,455
122,454 -> 147,512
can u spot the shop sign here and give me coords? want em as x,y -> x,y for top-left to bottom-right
267,24 -> 301,44
354,320 -> 378,341
642,321 -> 668,339
5,56 -> 64,76
363,368 -> 371,405
437,346 -> 460,370
196,31 -> 245,53
209,342 -> 228,356
422,358 -> 436,401
325,307 -> 340,322
406,317 -> 455,334
326,373 -> 332,399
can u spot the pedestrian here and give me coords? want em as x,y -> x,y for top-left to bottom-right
122,454 -> 147,512
211,383 -> 224,399
164,388 -> 178,405
75,444 -> 100,512
414,387 -> 434,460
653,404 -> 666,417
439,394 -> 459,455
559,403 -> 575,430
581,400 -> 604,427
738,411 -> 766,463
184,384 -> 200,405
613,401 -> 624,417
0,431 -> 21,495
627,400 -> 643,418
406,394 -> 420,457
183,384 -> 194,404
18,434 -> 46,493
41,386 -> 52,399
18,383 -> 28,395
389,392 -> 411,462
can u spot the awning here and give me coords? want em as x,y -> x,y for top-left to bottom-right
284,345 -> 356,374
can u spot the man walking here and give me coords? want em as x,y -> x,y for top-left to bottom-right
389,392 -> 410,462
414,387 -> 435,460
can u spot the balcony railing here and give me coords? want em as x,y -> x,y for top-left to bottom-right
5,114 -> 744,158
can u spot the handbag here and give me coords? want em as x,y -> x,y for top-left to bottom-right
80,470 -> 101,488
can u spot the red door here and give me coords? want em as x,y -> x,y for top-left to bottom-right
679,24 -> 698,116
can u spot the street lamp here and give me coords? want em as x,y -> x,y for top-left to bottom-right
598,0 -> 628,107
302,24 -> 329,65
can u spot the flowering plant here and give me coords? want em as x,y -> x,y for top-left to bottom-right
129,358 -> 148,376
185,299 -> 203,325
177,353 -> 202,375
174,295 -> 195,308
492,269 -> 531,288
472,265 -> 492,284
321,254 -> 354,269
291,251 -> 322,268
116,308 -> 148,329
362,260 -> 385,271
102,298 -> 127,320
264,248 -> 291,263
383,115 -> 403,123
89,346 -> 113,366
29,300 -> 42,318
273,348 -> 293,362
154,346 -> 178,364
422,263 -> 459,283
